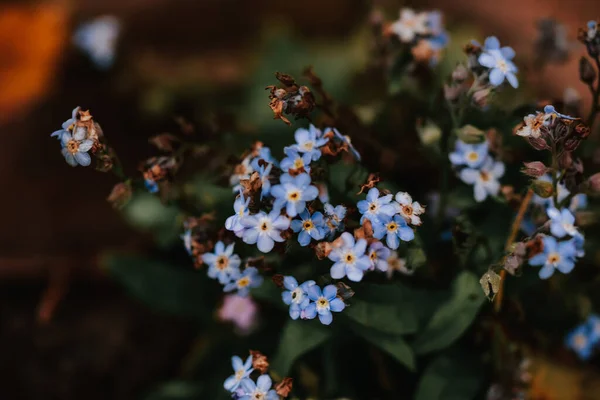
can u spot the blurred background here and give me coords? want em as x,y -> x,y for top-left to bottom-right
1,0 -> 600,399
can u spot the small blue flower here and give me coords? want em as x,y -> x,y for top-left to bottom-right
449,139 -> 489,169
477,36 -> 518,88
529,235 -> 577,279
574,234 -> 585,258
144,178 -> 159,193
223,355 -> 253,392
328,232 -> 371,281
239,375 -> 278,400
250,145 -> 278,169
271,173 -> 319,218
51,107 -> 80,141
59,131 -> 94,167
290,209 -> 326,246
329,128 -> 361,161
303,284 -> 346,325
324,203 -> 347,235
587,314 -> 600,343
289,124 -> 329,161
373,214 -> 415,249
281,276 -> 316,320
547,207 -> 579,238
256,163 -> 273,198
280,147 -> 312,173
240,209 -> 290,253
357,188 -> 396,224
225,192 -> 250,238
203,242 -> 242,284
543,105 -> 577,120
367,241 -> 391,272
181,229 -> 193,255
459,158 -> 505,202
223,267 -> 263,296
565,323 -> 596,361
73,16 -> 121,69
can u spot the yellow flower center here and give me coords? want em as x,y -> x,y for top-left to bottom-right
548,252 -> 561,265
402,205 -> 413,216
293,158 -> 304,169
66,140 -> 79,154
467,151 -> 479,162
574,333 -> 587,350
480,171 -> 490,182
303,141 -> 314,151
369,203 -> 378,211
369,251 -> 377,260
387,222 -> 398,232
345,253 -> 355,263
496,59 -> 509,73
235,369 -> 245,381
303,220 -> 314,230
216,256 -> 229,270
253,393 -> 264,400
317,297 -> 329,308
237,277 -> 250,288
260,222 -> 269,231
288,190 -> 300,201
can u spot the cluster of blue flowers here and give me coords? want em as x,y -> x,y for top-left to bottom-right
224,355 -> 278,400
528,206 -> 584,280
449,139 -> 505,202
357,188 -> 421,249
281,277 -> 345,325
565,315 -> 600,360
182,238 -> 263,296
50,107 -> 95,167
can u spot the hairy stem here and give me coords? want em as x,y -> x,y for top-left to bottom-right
493,188 -> 534,313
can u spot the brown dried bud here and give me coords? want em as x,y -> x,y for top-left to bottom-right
527,136 -> 550,150
521,161 -> 548,177
272,274 -> 284,289
106,182 -> 132,210
579,56 -> 597,84
315,241 -> 333,260
585,172 -> 600,193
479,270 -> 502,301
526,235 -> 545,258
275,377 -> 293,398
444,83 -> 465,102
96,154 -> 114,172
357,173 -> 381,195
249,350 -> 269,374
504,254 -> 521,275
149,133 -> 179,152
530,179 -> 554,198
452,64 -> 469,82
472,88 -> 492,108
336,282 -> 355,301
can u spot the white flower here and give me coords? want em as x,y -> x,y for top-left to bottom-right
394,192 -> 425,226
516,113 -> 548,138
459,158 -> 505,202
390,8 -> 429,42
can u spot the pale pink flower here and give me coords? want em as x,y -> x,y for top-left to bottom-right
218,294 -> 258,335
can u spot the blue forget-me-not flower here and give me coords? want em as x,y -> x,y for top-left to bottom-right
223,355 -> 253,392
449,139 -> 489,169
303,284 -> 346,325
328,232 -> 371,282
477,36 -> 518,88
203,241 -> 242,284
281,276 -> 316,320
357,188 -> 396,224
373,214 -> 415,249
240,209 -> 290,253
238,375 -> 278,400
529,235 -> 577,279
290,210 -> 326,246
223,267 -> 263,296
271,173 -> 319,218
289,124 -> 329,161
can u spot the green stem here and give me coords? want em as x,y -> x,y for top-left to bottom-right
551,141 -> 559,207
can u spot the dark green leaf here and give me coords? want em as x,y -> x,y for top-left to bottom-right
144,381 -> 204,400
103,254 -> 212,320
271,320 -> 332,376
413,271 -> 485,354
350,322 -> 416,371
345,298 -> 418,335
415,349 -> 483,400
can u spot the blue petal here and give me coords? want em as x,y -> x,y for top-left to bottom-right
489,68 -> 505,86
323,285 -> 337,300
319,311 -> 333,325
283,276 -> 298,291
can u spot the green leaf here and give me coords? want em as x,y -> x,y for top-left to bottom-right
345,298 -> 418,335
103,254 -> 212,320
413,271 -> 485,354
415,349 -> 483,400
271,320 -> 332,376
144,381 -> 204,400
250,281 -> 286,309
350,322 -> 415,371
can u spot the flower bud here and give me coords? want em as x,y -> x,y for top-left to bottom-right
531,179 -> 554,198
579,56 -> 597,84
527,136 -> 550,150
521,161 -> 548,177
456,124 -> 485,144
106,182 -> 132,209
585,172 -> 600,193
452,64 -> 469,82
479,270 -> 501,301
